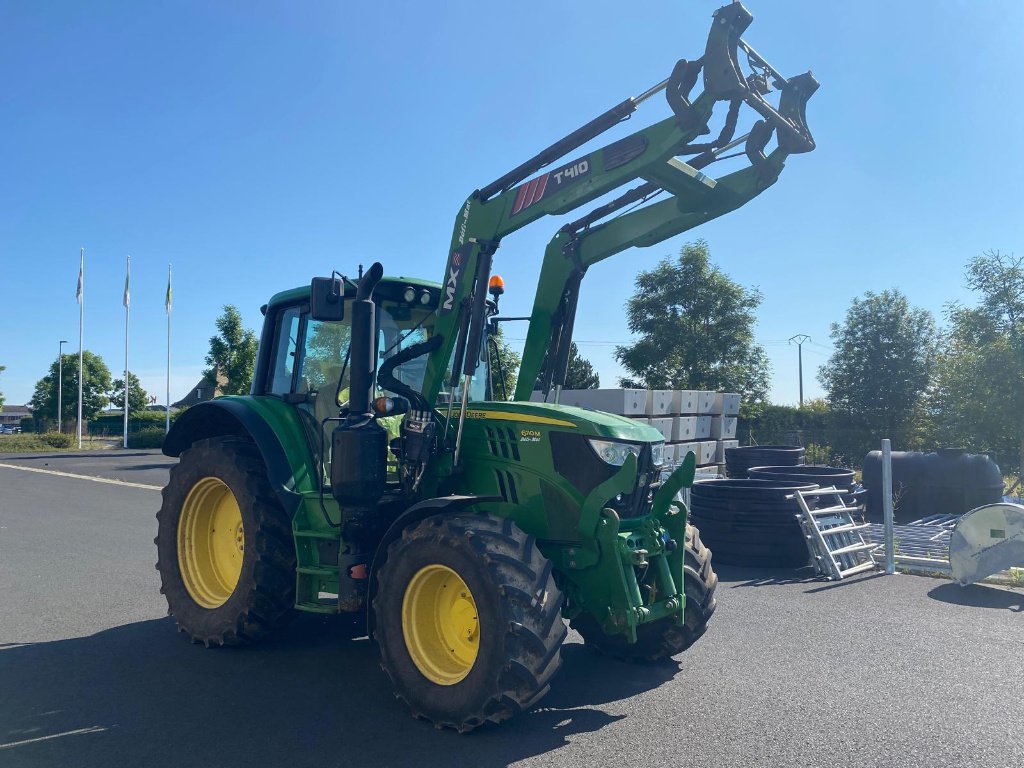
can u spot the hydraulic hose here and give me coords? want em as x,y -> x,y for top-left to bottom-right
377,335 -> 442,412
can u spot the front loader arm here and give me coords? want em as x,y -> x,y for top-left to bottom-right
418,2 -> 814,412
420,99 -> 717,408
515,138 -> 804,400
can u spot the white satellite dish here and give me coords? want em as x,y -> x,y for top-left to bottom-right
949,503 -> 1024,585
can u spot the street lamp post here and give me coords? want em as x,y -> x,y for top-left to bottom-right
57,339 -> 69,432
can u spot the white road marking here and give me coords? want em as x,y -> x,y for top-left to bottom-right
0,726 -> 107,749
0,462 -> 162,491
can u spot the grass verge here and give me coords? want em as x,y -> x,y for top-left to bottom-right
0,434 -> 112,452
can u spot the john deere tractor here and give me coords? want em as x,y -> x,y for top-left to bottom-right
157,3 -> 816,731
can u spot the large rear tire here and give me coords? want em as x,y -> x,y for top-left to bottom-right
572,522 -> 718,661
155,437 -> 296,646
373,512 -> 566,732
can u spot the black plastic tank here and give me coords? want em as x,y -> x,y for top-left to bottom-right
724,445 -> 805,478
747,465 -> 857,504
689,479 -> 817,568
861,448 -> 1003,522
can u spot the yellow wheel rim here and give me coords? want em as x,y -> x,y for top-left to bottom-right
401,564 -> 479,685
177,477 -> 245,609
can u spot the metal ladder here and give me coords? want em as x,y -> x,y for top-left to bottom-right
792,487 -> 876,580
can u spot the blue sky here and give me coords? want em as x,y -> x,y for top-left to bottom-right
2,1 -> 1022,408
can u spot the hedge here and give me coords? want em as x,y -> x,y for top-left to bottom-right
89,410 -> 180,434
0,432 -> 74,452
130,428 -> 168,449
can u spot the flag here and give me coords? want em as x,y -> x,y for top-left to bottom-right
123,255 -> 131,309
76,250 -> 84,304
165,264 -> 172,315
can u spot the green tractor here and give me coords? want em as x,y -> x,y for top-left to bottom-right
156,3 -> 816,731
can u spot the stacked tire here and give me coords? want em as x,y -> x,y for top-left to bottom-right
725,445 -> 805,479
689,479 -> 816,568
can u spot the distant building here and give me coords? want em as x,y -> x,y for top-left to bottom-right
172,370 -> 228,409
0,404 -> 32,427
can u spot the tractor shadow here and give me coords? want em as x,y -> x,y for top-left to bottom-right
0,615 -> 679,768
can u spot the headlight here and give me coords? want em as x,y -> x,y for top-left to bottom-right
588,438 -> 641,466
650,442 -> 667,467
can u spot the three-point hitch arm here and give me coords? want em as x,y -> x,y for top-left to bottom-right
412,3 -> 817,433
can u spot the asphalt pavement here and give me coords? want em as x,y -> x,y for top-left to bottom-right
1,454 -> 1022,768
0,448 -> 174,487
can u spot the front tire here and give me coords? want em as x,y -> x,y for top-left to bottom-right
155,437 -> 296,646
373,513 -> 566,732
573,522 -> 718,661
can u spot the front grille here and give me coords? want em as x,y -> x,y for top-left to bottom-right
550,432 -> 616,495
550,432 -> 659,519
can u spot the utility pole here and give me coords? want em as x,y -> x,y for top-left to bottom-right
789,334 -> 811,407
57,340 -> 69,432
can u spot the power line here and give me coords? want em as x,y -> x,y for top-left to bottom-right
506,337 -> 805,347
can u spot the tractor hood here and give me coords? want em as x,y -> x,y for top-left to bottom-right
457,400 -> 663,443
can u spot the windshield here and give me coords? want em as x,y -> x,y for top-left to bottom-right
377,301 -> 488,404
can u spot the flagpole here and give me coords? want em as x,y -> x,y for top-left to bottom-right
77,248 -> 85,450
166,263 -> 172,434
123,254 -> 130,449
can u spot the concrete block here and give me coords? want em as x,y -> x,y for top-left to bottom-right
647,417 -> 673,442
672,390 -> 699,415
710,416 -> 737,440
713,392 -> 741,416
695,415 -> 712,439
645,390 -> 674,416
696,391 -> 717,414
699,440 -> 716,465
675,442 -> 699,464
715,439 -> 739,463
555,388 -> 647,415
672,416 -> 697,442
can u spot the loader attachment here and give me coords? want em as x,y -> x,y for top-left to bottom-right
949,503 -> 1024,585
422,1 -> 818,413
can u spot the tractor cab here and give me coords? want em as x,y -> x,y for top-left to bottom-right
256,273 -> 489,479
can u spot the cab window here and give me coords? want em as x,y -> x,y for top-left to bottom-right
268,307 -> 301,395
299,318 -> 352,404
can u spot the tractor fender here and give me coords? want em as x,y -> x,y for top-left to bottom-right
163,399 -> 304,517
366,494 -> 500,634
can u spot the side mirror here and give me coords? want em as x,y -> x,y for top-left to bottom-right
310,276 -> 345,321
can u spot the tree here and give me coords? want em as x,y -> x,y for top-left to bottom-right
932,250 -> 1024,469
564,343 -> 600,390
818,289 -> 936,449
488,326 -> 521,400
205,305 -> 258,396
615,240 -> 770,408
304,320 -> 351,393
109,371 -> 149,415
29,351 -> 113,426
